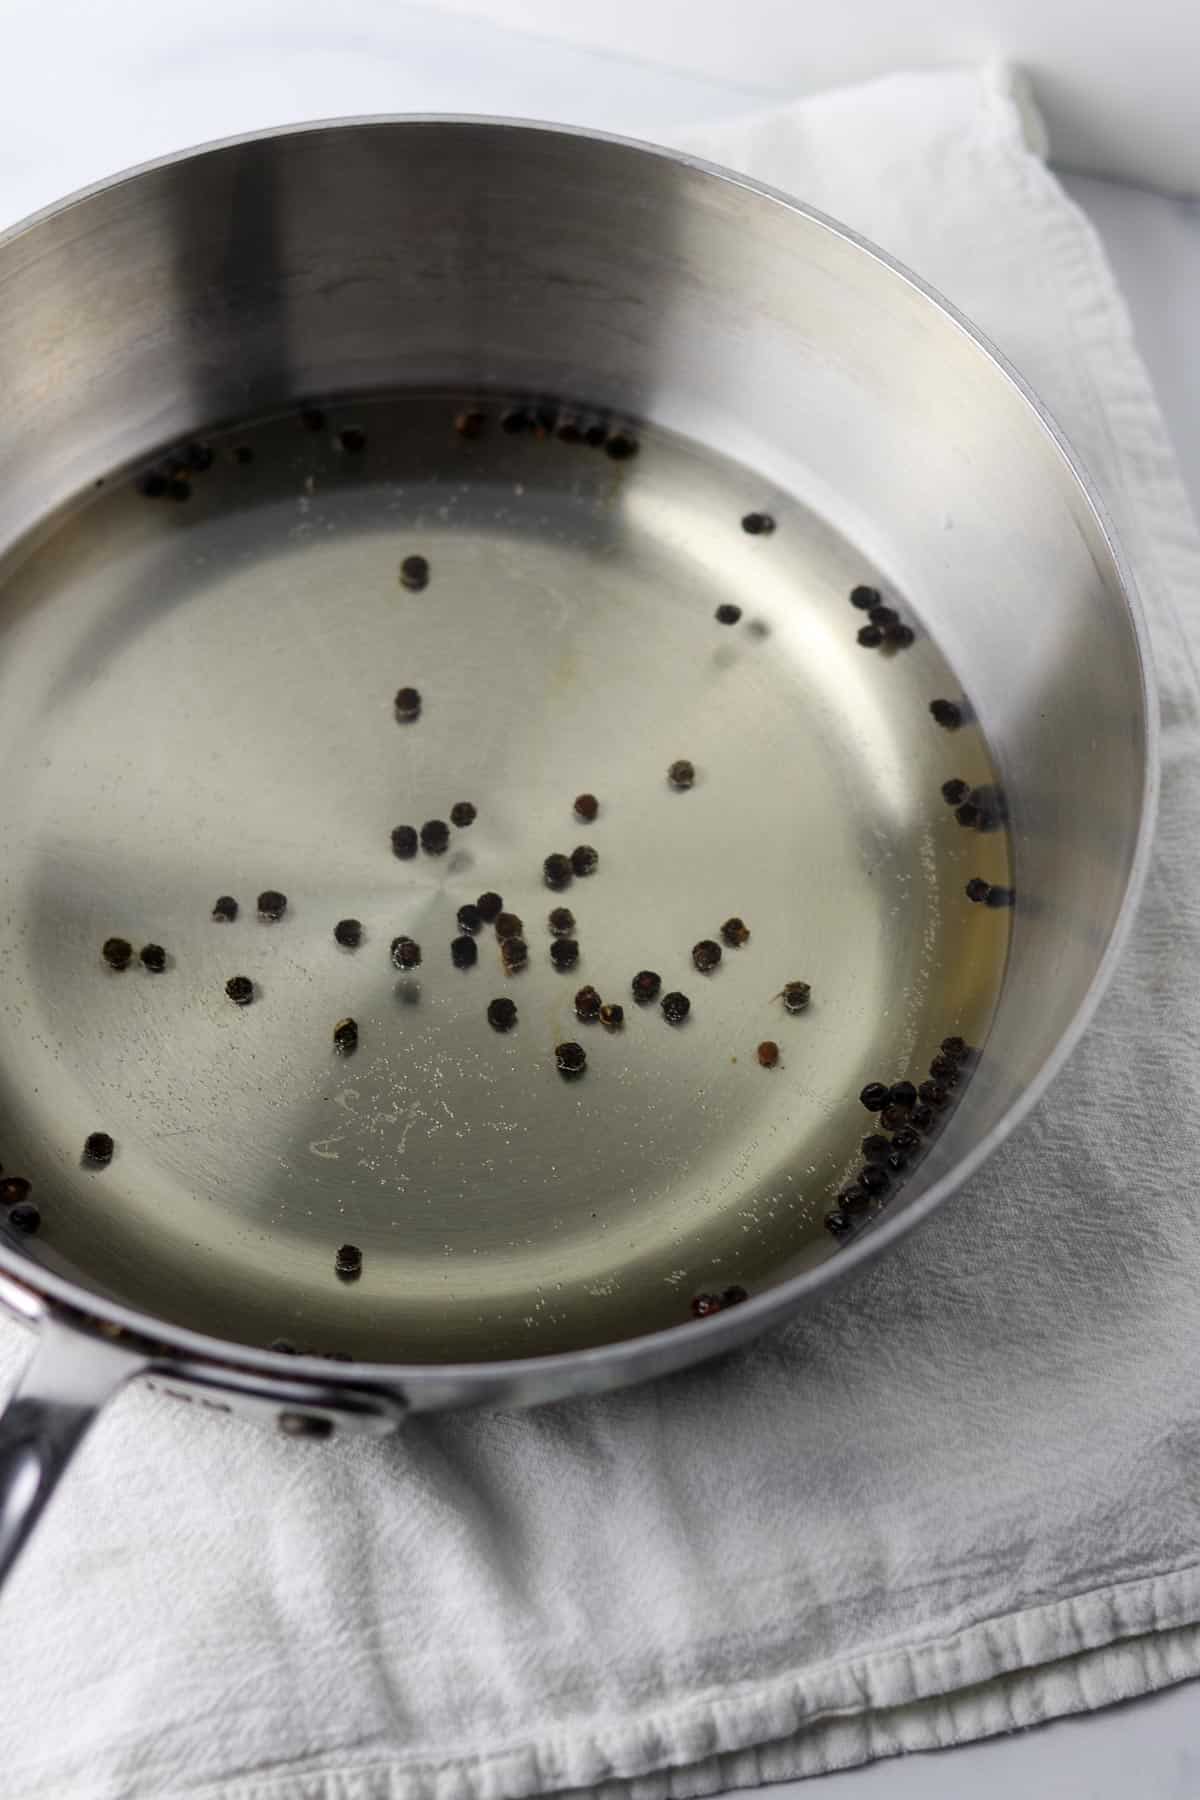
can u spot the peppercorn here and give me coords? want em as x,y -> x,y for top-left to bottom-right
225,975 -> 254,1006
661,991 -> 690,1024
501,408 -> 530,434
860,1082 -> 889,1112
271,1338 -> 298,1354
102,936 -> 133,970
885,623 -> 915,648
0,1177 -> 30,1205
824,1209 -> 851,1238
543,852 -> 573,890
335,1243 -> 362,1279
571,844 -> 598,877
885,1150 -> 908,1174
757,1040 -> 779,1067
556,418 -> 582,444
333,918 -> 362,949
632,970 -> 661,1003
211,896 -> 238,923
857,624 -> 883,648
575,985 -> 602,1021
986,885 -> 1015,908
919,1080 -> 949,1108
721,917 -> 750,947
391,825 -> 418,859
420,820 -> 450,855
930,698 -> 963,730
501,936 -> 528,972
850,585 -> 880,609
722,1285 -> 749,1307
83,1133 -> 113,1165
909,1102 -> 935,1133
584,423 -> 607,448
477,891 -> 503,923
941,779 -> 969,806
487,997 -> 518,1032
879,1102 -> 910,1132
9,1202 -> 39,1234
965,877 -> 990,903
394,686 -> 421,721
391,936 -> 421,970
970,785 -> 1008,830
258,890 -> 287,921
691,1294 -> 721,1317
549,939 -> 579,971
495,912 -> 523,940
548,906 -> 575,936
455,409 -> 485,438
141,473 -> 168,499
928,1054 -> 958,1082
955,802 -> 981,829
167,477 -> 191,502
600,1003 -> 624,1030
555,1041 -> 587,1077
667,759 -> 695,790
450,801 -> 476,828
941,1035 -> 969,1061
860,1164 -> 890,1196
232,444 -> 254,464
861,1134 -> 889,1162
868,604 -> 899,629
741,512 -> 775,535
140,944 -> 167,973
300,406 -> 326,432
889,1080 -> 917,1109
333,1018 -> 358,1053
693,939 -> 722,973
782,981 -> 811,1013
605,433 -> 638,461
574,793 -> 599,822
337,428 -> 366,454
890,1126 -> 921,1154
457,904 -> 482,935
839,1184 -> 871,1218
451,936 -> 478,969
534,405 -> 557,436
715,603 -> 742,625
399,554 -> 429,591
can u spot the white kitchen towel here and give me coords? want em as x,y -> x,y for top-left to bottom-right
6,62 -> 1200,1800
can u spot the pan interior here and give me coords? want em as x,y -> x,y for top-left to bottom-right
0,394 -> 1011,1361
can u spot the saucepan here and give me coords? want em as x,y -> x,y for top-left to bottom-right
0,118 -> 1155,1588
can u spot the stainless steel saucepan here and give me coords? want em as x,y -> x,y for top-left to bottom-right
0,118 -> 1154,1588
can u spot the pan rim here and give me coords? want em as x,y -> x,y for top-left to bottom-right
0,113 -> 1160,1391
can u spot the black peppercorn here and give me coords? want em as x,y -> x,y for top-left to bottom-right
632,970 -> 661,1003
583,423 -> 608,448
840,1185 -> 871,1218
451,936 -> 478,969
575,985 -> 602,1021
232,444 -> 254,465
225,975 -> 254,1006
167,475 -> 191,502
886,1149 -> 909,1174
570,844 -> 598,877
965,877 -> 990,903
890,1126 -> 921,1155
970,786 -> 1008,830
455,409 -> 485,438
477,891 -> 503,923
692,939 -> 722,973
782,981 -> 812,1014
394,686 -> 421,721
271,1338 -> 298,1354
861,1134 -> 890,1162
333,918 -> 362,949
83,1133 -> 114,1165
860,1082 -> 889,1112
9,1202 -> 39,1235
457,903 -> 483,935
868,604 -> 899,629
333,1018 -> 358,1054
879,1103 -> 910,1133
909,1102 -> 935,1133
928,1054 -> 957,1082
722,1284 -> 749,1307
300,406 -> 326,433
605,432 -> 639,461
721,917 -> 750,947
420,819 -> 450,855
487,997 -> 518,1032
889,1080 -> 917,1109
857,624 -> 883,648
399,554 -> 429,592
450,801 -> 476,828
0,1177 -> 30,1206
941,1036 -> 969,1061
337,428 -> 366,454
824,1209 -> 851,1238
885,623 -> 915,648
211,896 -> 238,923
141,472 -> 168,499
557,417 -> 582,443
495,912 -> 523,940
741,511 -> 775,535
102,936 -> 133,970
715,603 -> 742,625
849,586 -> 879,610
501,408 -> 530,434
930,698 -> 963,730
555,1041 -> 587,1077
757,1040 -> 779,1067
257,890 -> 287,921
600,1003 -> 624,1030
391,825 -> 418,860
391,936 -> 421,970
140,944 -> 167,973
548,906 -> 575,936
955,802 -> 981,829
335,1243 -> 362,1278
986,885 -> 1015,908
549,938 -> 579,971
661,991 -> 690,1024
692,1293 -> 721,1317
668,759 -> 695,789
941,779 -> 969,806
574,793 -> 599,822
919,1080 -> 949,1108
543,852 -> 573,890
501,936 -> 528,972
861,1164 -> 891,1196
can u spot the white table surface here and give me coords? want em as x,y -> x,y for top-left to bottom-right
4,6 -> 1199,1794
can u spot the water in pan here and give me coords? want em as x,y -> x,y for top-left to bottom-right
0,395 -> 1011,1361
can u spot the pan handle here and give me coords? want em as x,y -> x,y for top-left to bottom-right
0,1316 -> 145,1589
